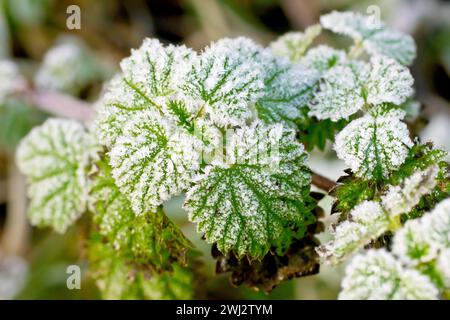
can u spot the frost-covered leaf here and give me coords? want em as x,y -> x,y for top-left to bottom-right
437,249 -> 450,288
184,122 -> 314,259
0,60 -> 26,102
317,201 -> 389,264
108,110 -> 202,215
393,198 -> 450,267
382,166 -> 438,217
334,107 -> 413,180
89,157 -> 191,269
88,240 -> 194,300
423,198 -> 450,249
35,40 -> 102,95
300,45 -> 347,74
16,119 -> 93,233
365,55 -> 414,106
255,53 -> 319,127
309,61 -> 367,121
309,55 -> 413,121
321,11 -> 416,65
269,25 -> 321,62
182,37 -> 265,127
95,39 -> 196,146
339,249 -> 438,300
392,219 -> 436,266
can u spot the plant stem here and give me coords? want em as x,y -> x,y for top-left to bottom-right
311,172 -> 337,192
20,89 -> 93,121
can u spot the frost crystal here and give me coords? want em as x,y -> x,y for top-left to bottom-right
339,249 -> 438,300
108,110 -> 202,215
255,52 -> 319,127
334,107 -> 413,180
269,24 -> 321,62
382,165 -> 439,217
184,122 -> 313,258
0,60 -> 26,102
321,11 -> 416,65
317,201 -> 389,264
95,39 -> 196,146
182,37 -> 265,127
16,119 -> 94,232
35,41 -> 99,94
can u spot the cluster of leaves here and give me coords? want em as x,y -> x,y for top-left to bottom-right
15,10 -> 450,299
339,198 -> 450,299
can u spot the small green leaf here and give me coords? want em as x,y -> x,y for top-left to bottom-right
95,39 -> 196,146
309,61 -> 367,121
89,156 -> 191,270
255,54 -> 319,127
88,240 -> 194,300
339,249 -> 438,300
108,110 -> 202,214
182,37 -> 265,127
269,24 -> 322,62
16,119 -> 94,232
334,107 -> 413,180
321,11 -> 416,65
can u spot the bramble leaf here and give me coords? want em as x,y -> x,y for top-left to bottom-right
309,55 -> 413,121
182,37 -> 265,127
334,107 -> 413,180
88,240 -> 194,300
16,119 -> 94,232
95,39 -> 196,146
339,249 -> 438,300
317,201 -> 389,264
321,11 -> 416,65
309,61 -> 367,121
108,110 -> 202,215
89,156 -> 191,270
184,123 -> 314,259
269,24 -> 322,62
255,53 -> 319,127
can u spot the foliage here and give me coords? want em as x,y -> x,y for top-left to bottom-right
14,9 -> 450,300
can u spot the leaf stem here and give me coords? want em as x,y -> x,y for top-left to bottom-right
311,172 -> 337,192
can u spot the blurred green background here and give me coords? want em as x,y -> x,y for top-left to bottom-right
0,0 -> 449,299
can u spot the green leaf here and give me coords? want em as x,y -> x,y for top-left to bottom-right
108,110 -> 202,215
184,122 -> 314,259
309,61 -> 367,121
339,249 -> 438,300
321,11 -> 416,65
269,24 -> 322,62
309,55 -> 413,121
255,54 -> 319,128
300,45 -> 347,74
334,107 -> 413,180
16,119 -> 94,232
182,37 -> 265,127
95,39 -> 196,146
88,240 -> 194,300
89,156 -> 191,270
